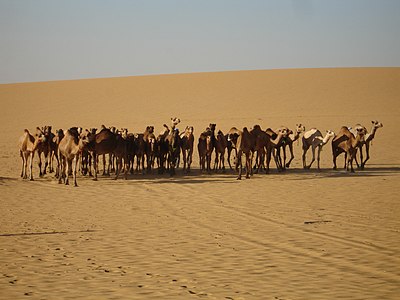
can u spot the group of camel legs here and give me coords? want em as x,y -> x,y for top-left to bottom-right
18,118 -> 383,184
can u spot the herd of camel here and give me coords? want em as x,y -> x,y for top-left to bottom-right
18,117 -> 383,186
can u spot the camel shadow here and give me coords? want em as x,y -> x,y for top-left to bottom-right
274,166 -> 400,180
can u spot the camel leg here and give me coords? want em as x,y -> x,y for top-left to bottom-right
265,148 -> 272,174
227,148 -> 233,170
343,152 -> 347,169
20,151 -> 25,178
302,147 -> 307,169
73,155 -> 79,187
286,143 -> 294,168
65,159 -> 71,185
362,143 -> 370,169
29,152 -> 34,181
332,150 -> 339,170
114,156 -> 122,180
358,146 -> 364,169
43,150 -> 49,175
317,146 -> 322,170
348,151 -> 355,173
93,153 -> 98,181
237,154 -> 242,180
246,153 -> 251,179
307,146 -> 316,169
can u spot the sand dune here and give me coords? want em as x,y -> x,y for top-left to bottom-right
1,68 -> 399,299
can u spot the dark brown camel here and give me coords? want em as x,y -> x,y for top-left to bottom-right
214,130 -> 227,171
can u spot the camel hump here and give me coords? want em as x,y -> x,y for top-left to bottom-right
303,128 -> 320,139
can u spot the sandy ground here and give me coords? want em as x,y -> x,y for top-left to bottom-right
0,68 -> 399,299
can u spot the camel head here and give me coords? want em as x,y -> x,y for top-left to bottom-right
372,120 -> 383,129
326,130 -> 335,138
295,124 -> 305,134
145,126 -> 154,134
209,123 -> 216,132
171,117 -> 181,128
35,127 -> 47,143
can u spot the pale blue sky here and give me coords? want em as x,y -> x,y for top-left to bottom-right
1,0 -> 399,83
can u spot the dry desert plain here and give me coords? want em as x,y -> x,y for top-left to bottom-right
0,68 -> 400,299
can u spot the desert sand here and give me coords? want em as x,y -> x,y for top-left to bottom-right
1,68 -> 399,299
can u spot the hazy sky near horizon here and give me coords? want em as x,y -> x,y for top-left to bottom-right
1,0 -> 399,83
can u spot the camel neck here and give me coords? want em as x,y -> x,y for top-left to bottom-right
321,134 -> 333,145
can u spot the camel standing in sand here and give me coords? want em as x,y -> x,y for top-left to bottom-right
349,120 -> 383,169
332,126 -> 366,172
18,129 -> 45,180
214,130 -> 227,171
279,124 -> 305,169
166,128 -> 181,176
198,128 -> 212,173
264,128 -> 289,173
230,127 -> 255,180
180,126 -> 195,173
58,127 -> 89,186
34,126 -> 53,177
156,124 -> 170,174
302,129 -> 335,170
85,127 -> 127,180
361,120 -> 383,168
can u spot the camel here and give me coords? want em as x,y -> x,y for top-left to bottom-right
180,126 -> 194,173
231,127 -> 255,180
226,127 -> 241,171
166,128 -> 181,176
349,121 -> 383,169
214,130 -> 227,171
84,127 -> 128,180
302,129 -> 335,170
35,126 -> 53,177
53,129 -> 65,178
156,124 -> 170,174
58,127 -> 89,186
277,124 -> 305,169
142,126 -> 156,172
197,126 -> 214,173
332,126 -> 366,172
80,128 -> 96,177
18,129 -> 45,180
264,128 -> 289,173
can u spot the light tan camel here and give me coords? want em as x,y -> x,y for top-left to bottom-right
180,126 -> 194,173
58,127 -> 89,186
34,126 -> 53,177
18,129 -> 45,180
302,129 -> 335,170
332,126 -> 366,172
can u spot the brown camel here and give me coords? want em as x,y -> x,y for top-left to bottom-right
156,124 -> 170,174
302,129 -> 335,170
85,127 -> 128,180
349,120 -> 383,169
214,130 -> 227,171
58,127 -> 89,186
197,126 -> 213,173
277,124 -> 305,169
226,127 -> 241,171
166,128 -> 181,176
180,126 -> 195,173
332,126 -> 366,172
264,128 -> 289,173
34,126 -> 53,177
232,127 -> 255,180
18,129 -> 45,180
53,129 -> 65,178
